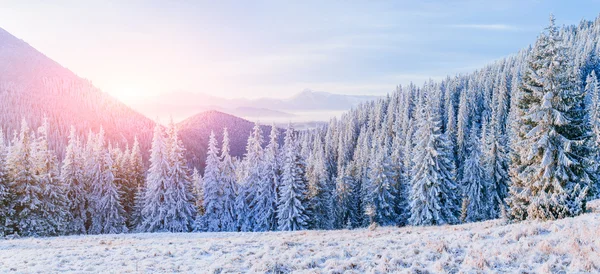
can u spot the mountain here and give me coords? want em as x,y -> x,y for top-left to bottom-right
130,89 -> 380,123
177,110 -> 280,171
0,27 -> 155,155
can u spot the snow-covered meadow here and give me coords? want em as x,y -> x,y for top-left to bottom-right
1,200 -> 598,273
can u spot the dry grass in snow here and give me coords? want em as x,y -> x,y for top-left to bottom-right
1,200 -> 599,273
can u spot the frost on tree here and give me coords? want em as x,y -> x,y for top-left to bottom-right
252,125 -> 279,231
164,121 -> 197,232
0,128 -> 8,236
141,122 -> 195,233
198,131 -> 222,232
88,128 -> 127,235
409,93 -> 460,226
366,131 -> 398,226
277,124 -> 310,231
461,124 -> 494,222
191,168 -> 205,216
508,16 -> 593,221
307,137 -> 334,230
236,123 -> 264,232
6,120 -> 65,237
62,126 -> 87,234
220,128 -> 238,232
586,70 -> 600,197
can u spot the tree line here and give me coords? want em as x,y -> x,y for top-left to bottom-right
1,16 -> 600,237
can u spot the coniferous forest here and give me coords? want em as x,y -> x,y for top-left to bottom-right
2,16 -> 600,238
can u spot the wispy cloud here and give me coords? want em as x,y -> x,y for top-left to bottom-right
449,24 -> 520,31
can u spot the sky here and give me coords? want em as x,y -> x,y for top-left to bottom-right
1,0 -> 599,105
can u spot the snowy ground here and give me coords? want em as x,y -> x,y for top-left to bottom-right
1,201 -> 599,273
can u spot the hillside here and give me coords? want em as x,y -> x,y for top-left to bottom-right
0,27 -> 155,155
177,110 -> 280,171
1,200 -> 598,273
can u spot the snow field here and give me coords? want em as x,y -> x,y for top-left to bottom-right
1,200 -> 598,273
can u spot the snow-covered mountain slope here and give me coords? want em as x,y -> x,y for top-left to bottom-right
1,200 -> 598,273
0,27 -> 155,155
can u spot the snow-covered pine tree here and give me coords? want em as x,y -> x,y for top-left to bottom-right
306,137 -> 334,230
140,123 -> 171,232
129,136 -> 145,229
461,123 -> 494,222
333,164 -> 360,229
198,131 -> 222,232
219,128 -> 238,232
240,123 -> 265,232
365,131 -> 398,226
32,119 -> 69,236
586,70 -> 600,197
409,92 -> 460,226
131,181 -> 145,230
483,114 -> 511,216
191,168 -> 205,216
62,126 -> 87,234
277,124 -> 310,231
5,120 -> 53,236
507,16 -> 593,221
164,120 -> 197,232
0,128 -> 9,236
89,128 -> 127,234
253,125 -> 280,231
116,145 -> 137,229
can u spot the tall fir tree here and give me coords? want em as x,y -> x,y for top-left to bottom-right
220,129 -> 238,231
0,128 -> 10,236
198,131 -> 222,232
6,120 -> 49,236
240,123 -> 265,232
307,137 -> 334,230
255,125 -> 280,231
508,16 -> 593,221
89,128 -> 127,234
277,124 -> 310,231
140,123 -> 174,232
409,93 -> 460,226
365,132 -> 398,226
164,121 -> 197,232
461,124 -> 494,222
62,126 -> 87,234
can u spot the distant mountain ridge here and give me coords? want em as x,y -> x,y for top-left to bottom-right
130,89 -> 381,122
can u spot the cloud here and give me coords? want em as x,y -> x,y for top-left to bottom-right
449,24 -> 521,31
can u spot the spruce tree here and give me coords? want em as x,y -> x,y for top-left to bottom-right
140,123 -> 172,232
277,124 -> 309,231
191,168 -> 205,216
508,16 -> 593,221
461,124 -> 494,222
164,121 -> 197,232
307,138 -> 334,230
220,129 -> 238,231
366,134 -> 398,226
409,93 -> 460,226
89,129 -> 127,234
238,123 -> 264,231
198,131 -> 222,232
6,120 -> 48,236
62,126 -> 87,234
0,128 -> 9,236
254,125 -> 280,231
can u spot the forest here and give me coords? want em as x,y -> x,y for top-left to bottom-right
1,16 -> 599,237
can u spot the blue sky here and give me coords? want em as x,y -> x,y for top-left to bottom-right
1,0 -> 599,103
